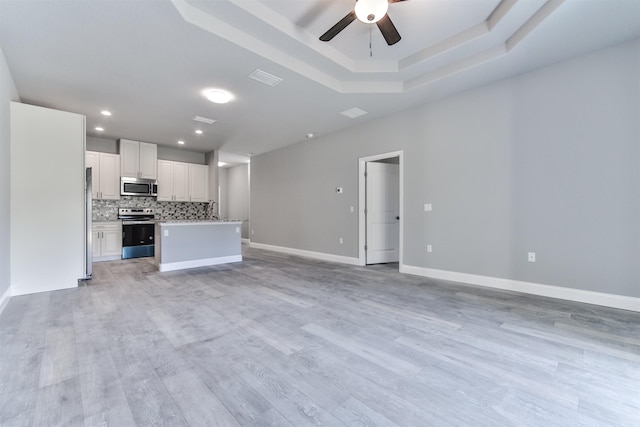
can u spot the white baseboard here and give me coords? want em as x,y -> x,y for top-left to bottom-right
159,255 -> 243,272
250,242 -> 360,266
241,238 -> 250,244
400,264 -> 640,312
0,285 -> 11,315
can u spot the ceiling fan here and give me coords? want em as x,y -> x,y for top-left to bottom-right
319,0 -> 407,46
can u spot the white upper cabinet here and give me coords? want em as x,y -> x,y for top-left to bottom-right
119,139 -> 157,179
157,160 -> 208,202
174,162 -> 189,202
86,151 -> 120,200
138,142 -> 157,179
189,164 -> 209,202
157,160 -> 189,202
157,160 -> 174,201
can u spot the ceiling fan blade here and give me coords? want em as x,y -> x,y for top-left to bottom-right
389,0 -> 409,3
319,11 -> 357,42
376,14 -> 401,45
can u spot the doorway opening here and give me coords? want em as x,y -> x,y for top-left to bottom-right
358,151 -> 403,268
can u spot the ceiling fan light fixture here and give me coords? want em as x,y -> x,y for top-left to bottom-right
355,0 -> 389,23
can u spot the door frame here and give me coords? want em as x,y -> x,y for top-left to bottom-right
358,150 -> 404,266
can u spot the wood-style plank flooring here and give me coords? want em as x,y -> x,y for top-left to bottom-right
1,245 -> 639,426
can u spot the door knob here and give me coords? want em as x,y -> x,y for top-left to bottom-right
395,216 -> 400,220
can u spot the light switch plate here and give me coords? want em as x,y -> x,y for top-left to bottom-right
424,203 -> 432,212
528,252 -> 536,262
163,229 -> 169,237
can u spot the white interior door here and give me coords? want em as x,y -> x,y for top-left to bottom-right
366,162 -> 399,264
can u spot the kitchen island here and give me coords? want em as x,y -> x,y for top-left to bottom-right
155,220 -> 242,272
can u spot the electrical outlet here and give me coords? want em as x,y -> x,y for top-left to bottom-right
251,229 -> 255,235
424,203 -> 432,212
427,244 -> 432,253
339,237 -> 343,244
350,206 -> 354,213
528,252 -> 536,262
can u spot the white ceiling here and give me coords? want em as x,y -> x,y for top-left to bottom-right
1,0 -> 639,159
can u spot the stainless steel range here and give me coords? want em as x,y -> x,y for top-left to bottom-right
118,208 -> 156,259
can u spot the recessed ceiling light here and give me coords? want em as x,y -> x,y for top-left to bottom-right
100,110 -> 111,116
340,107 -> 368,119
177,140 -> 185,145
202,88 -> 234,104
195,129 -> 203,135
95,127 -> 104,132
218,162 -> 227,167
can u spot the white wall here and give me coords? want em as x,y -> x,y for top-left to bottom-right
251,38 -> 640,302
0,45 -> 19,311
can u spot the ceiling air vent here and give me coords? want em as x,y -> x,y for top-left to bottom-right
192,115 -> 217,125
340,107 -> 368,119
249,69 -> 283,87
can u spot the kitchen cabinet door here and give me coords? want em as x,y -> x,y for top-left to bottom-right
173,162 -> 189,202
101,227 -> 122,257
157,160 -> 175,201
157,160 -> 188,201
189,164 -> 208,202
139,142 -> 157,179
119,139 -> 157,179
93,222 -> 122,261
92,229 -> 101,258
98,153 -> 120,200
86,151 -> 120,200
119,139 -> 140,178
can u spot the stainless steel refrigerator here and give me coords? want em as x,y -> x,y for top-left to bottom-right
84,167 -> 93,280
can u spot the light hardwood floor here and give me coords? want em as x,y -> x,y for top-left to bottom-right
1,245 -> 639,426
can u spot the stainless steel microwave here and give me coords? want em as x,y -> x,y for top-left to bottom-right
121,177 -> 158,196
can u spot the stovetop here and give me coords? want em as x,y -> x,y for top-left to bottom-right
118,207 -> 155,221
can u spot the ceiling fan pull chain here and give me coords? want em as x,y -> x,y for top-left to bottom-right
369,25 -> 373,57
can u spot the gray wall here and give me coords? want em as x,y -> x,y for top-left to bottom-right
204,150 -> 218,204
226,164 -> 250,239
87,136 -> 206,164
251,38 -> 640,298
0,45 -> 19,306
218,167 -> 228,219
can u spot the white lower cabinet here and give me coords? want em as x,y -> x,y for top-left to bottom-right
93,222 -> 122,261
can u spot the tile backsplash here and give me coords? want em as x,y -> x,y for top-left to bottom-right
93,196 -> 208,221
